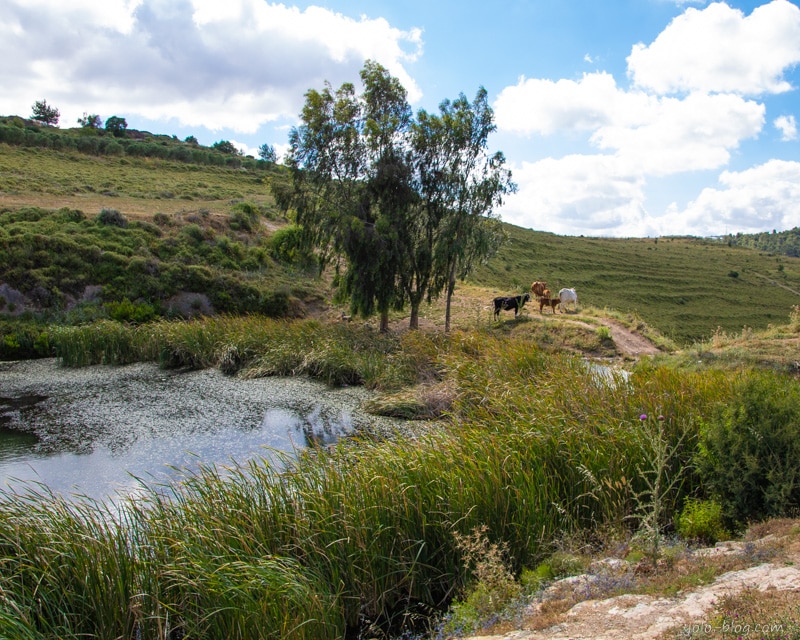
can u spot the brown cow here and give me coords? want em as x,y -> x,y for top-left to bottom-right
539,297 -> 560,313
531,281 -> 548,298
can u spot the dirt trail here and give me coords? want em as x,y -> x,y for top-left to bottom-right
596,318 -> 661,357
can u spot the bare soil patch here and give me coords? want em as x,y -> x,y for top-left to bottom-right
596,318 -> 661,357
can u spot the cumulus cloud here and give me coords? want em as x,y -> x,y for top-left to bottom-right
659,160 -> 800,235
493,1 -> 800,236
0,0 -> 422,132
627,0 -> 800,95
495,73 -> 764,177
501,155 -> 656,237
774,114 -> 798,140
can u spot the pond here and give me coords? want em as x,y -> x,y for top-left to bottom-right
0,359 -> 406,502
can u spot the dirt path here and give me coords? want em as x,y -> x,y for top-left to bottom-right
596,318 -> 661,357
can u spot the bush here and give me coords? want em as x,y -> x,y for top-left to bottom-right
676,498 -> 729,545
269,224 -> 314,267
96,208 -> 128,228
105,298 -> 157,324
0,125 -> 25,145
442,525 -> 522,636
229,202 -> 261,232
697,371 -> 800,527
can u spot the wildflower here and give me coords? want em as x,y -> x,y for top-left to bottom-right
657,415 -> 665,421
639,414 -> 647,421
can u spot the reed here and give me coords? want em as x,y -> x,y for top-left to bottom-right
1,322 -> 755,638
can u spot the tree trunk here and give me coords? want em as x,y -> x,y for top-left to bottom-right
444,262 -> 457,333
409,300 -> 420,330
380,310 -> 390,333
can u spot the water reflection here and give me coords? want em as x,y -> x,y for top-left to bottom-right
0,405 -> 352,501
0,360 -> 385,502
0,426 -> 40,464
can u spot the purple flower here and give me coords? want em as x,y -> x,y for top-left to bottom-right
657,415 -> 665,421
640,414 -> 647,421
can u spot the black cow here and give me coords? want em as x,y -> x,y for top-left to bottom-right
493,293 -> 531,319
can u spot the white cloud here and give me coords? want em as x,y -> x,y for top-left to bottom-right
494,73 -> 764,177
3,0 -> 145,34
502,155 -> 657,237
591,92 -> 764,175
659,160 -> 800,235
774,114 -> 798,141
493,1 -> 800,236
0,0 -> 422,133
495,72 -> 623,136
627,0 -> 800,95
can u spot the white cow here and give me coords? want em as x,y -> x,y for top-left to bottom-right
558,287 -> 578,312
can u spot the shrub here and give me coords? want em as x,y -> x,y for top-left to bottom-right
153,212 -> 171,226
96,208 -> 128,228
229,202 -> 261,232
596,325 -> 612,341
181,223 -> 206,245
269,224 -> 314,267
697,371 -> 800,527
104,141 -> 123,156
790,305 -> 800,333
0,124 -> 25,145
105,298 -> 157,324
259,291 -> 289,317
676,498 -> 729,545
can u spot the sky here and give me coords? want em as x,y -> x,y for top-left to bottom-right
1,0 -> 799,238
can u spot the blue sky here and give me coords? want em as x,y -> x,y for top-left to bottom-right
2,0 -> 799,237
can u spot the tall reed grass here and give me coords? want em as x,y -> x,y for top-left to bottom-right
2,318 -> 753,637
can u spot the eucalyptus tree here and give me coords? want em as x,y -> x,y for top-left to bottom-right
288,61 -> 513,332
411,89 -> 515,332
288,60 -> 411,331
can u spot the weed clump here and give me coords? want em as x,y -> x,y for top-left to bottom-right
676,498 -> 729,545
441,525 -> 522,636
96,207 -> 128,227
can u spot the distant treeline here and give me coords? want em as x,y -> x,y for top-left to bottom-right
0,116 -> 273,171
724,227 -> 800,258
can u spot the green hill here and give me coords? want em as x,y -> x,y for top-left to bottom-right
1,137 -> 799,346
469,224 -> 800,344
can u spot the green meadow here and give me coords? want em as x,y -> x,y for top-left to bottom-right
1,134 -> 800,638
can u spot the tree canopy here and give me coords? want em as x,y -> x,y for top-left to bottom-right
105,116 -> 128,137
31,100 -> 60,126
78,113 -> 102,129
288,61 -> 515,331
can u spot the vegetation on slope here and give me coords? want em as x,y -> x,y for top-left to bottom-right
2,315 -> 800,638
727,225 -> 800,257
2,117 -> 800,639
469,224 -> 800,344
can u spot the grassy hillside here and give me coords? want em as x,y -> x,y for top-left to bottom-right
2,141 -> 799,345
470,224 -> 800,344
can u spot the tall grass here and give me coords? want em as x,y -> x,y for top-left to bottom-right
3,319 -> 751,638
49,316 -> 438,392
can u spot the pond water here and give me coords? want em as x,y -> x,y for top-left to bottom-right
0,359 -> 402,502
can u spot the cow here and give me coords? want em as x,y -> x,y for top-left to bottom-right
531,281 -> 548,298
558,287 -> 578,312
493,293 -> 531,319
539,297 -> 560,313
